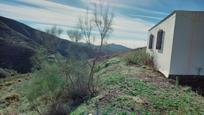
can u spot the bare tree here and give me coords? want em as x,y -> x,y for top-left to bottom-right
44,25 -> 63,52
78,8 -> 94,45
67,29 -> 82,42
46,25 -> 63,37
77,0 -> 114,95
93,0 -> 114,51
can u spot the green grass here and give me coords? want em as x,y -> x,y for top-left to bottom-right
71,56 -> 204,115
1,50 -> 204,115
17,62 -> 64,114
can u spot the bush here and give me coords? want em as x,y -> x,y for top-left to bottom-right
46,59 -> 94,115
22,57 -> 97,114
22,62 -> 64,114
125,49 -> 154,68
62,59 -> 91,101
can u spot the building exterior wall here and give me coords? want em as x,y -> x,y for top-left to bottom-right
170,11 -> 204,76
147,14 -> 176,77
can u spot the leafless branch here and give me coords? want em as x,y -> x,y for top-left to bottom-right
78,8 -> 94,45
67,28 -> 82,42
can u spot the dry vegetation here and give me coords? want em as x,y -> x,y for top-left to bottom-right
71,53 -> 204,115
1,49 -> 204,115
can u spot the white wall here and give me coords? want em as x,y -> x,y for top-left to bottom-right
170,11 -> 204,76
147,14 -> 176,77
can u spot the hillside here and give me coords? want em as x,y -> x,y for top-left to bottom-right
102,44 -> 130,53
71,51 -> 204,115
1,50 -> 204,114
0,16 -> 130,73
1,16 -> 203,115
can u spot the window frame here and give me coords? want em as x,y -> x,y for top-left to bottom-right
156,30 -> 164,50
148,34 -> 154,49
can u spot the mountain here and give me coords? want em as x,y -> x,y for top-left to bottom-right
102,43 -> 130,53
0,16 -> 130,73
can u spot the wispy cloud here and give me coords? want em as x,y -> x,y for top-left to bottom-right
129,14 -> 163,20
0,0 -> 154,48
0,0 -> 85,26
2,0 -> 204,48
81,0 -> 168,16
109,39 -> 147,49
80,0 -> 126,8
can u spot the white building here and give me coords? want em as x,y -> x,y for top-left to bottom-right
147,11 -> 204,78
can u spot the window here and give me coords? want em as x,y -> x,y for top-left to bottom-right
156,30 -> 164,50
148,34 -> 154,49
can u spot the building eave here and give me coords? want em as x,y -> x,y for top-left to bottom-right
148,10 -> 204,31
148,11 -> 176,31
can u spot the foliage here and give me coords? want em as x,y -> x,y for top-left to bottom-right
61,59 -> 91,100
22,62 -> 64,101
20,62 -> 63,114
125,48 -> 155,68
21,57 -> 98,114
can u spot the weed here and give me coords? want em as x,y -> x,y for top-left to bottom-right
124,49 -> 154,68
21,62 -> 64,114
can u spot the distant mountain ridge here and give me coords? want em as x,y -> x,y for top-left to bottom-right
0,16 -> 130,73
103,43 -> 130,53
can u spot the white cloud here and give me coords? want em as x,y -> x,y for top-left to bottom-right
0,0 -> 85,26
0,0 -> 153,48
129,14 -> 163,20
89,38 -> 147,49
80,0 -> 127,8
60,35 -> 147,49
114,14 -> 153,33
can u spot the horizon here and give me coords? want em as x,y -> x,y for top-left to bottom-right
1,0 -> 204,48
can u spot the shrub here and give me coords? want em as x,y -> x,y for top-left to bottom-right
46,102 -> 70,115
22,62 -> 64,114
61,59 -> 92,102
125,49 -> 154,68
22,57 -> 97,114
46,59 -> 94,115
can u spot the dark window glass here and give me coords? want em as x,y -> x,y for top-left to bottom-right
148,34 -> 154,49
156,30 -> 164,50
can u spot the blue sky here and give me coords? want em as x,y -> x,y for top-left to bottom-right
0,0 -> 204,48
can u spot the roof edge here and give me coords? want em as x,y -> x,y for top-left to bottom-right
148,11 -> 176,31
148,10 -> 204,31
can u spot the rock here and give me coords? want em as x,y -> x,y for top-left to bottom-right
0,68 -> 9,78
48,54 -> 55,59
5,93 -> 20,104
0,100 -> 9,108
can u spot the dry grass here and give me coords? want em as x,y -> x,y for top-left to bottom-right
124,48 -> 155,68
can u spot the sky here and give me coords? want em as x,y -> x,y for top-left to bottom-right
0,0 -> 204,48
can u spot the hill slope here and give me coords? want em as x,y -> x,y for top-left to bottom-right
71,52 -> 204,115
0,16 -> 130,73
1,50 -> 204,114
